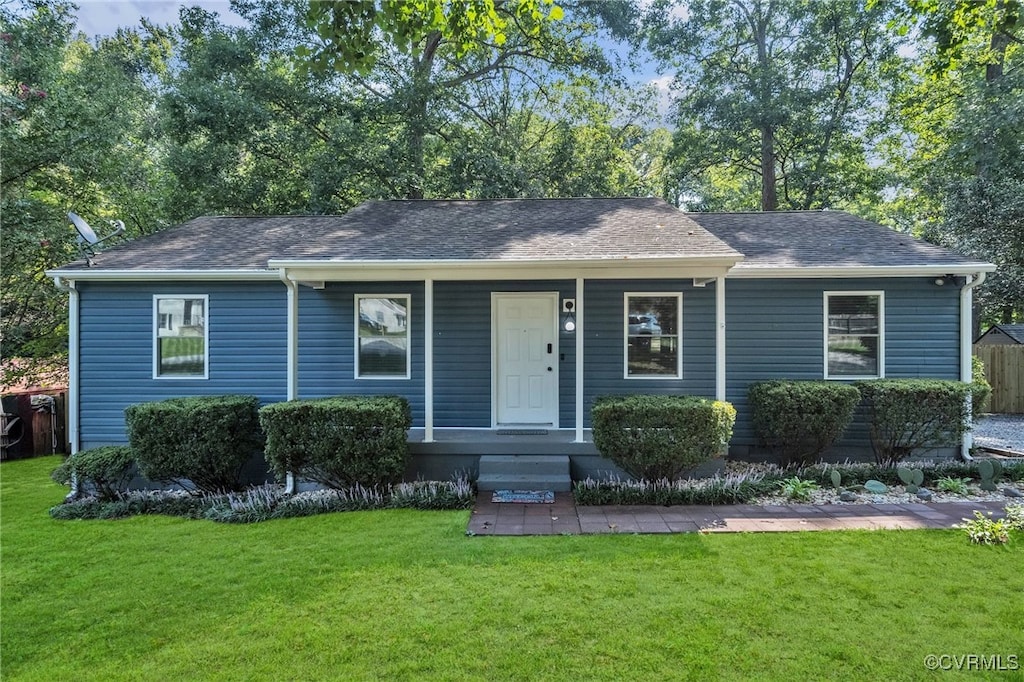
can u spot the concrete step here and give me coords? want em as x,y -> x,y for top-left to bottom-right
477,455 -> 571,492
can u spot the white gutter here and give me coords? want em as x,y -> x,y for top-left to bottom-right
44,268 -> 280,281
278,268 -> 299,493
52,276 -> 79,500
960,272 -> 988,460
727,264 -> 997,279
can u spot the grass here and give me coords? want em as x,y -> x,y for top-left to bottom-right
3,457 -> 1023,681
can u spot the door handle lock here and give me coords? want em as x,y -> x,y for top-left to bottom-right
547,343 -> 552,354
547,367 -> 553,372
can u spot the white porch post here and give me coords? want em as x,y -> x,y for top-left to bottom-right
280,269 -> 299,493
424,278 -> 434,443
575,276 -> 585,443
715,275 -> 726,402
960,272 -> 986,459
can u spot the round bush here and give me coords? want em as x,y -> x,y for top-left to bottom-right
591,395 -> 736,481
748,380 -> 860,466
51,445 -> 136,500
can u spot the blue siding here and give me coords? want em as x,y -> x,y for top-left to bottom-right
433,280 -> 576,428
78,281 -> 287,449
725,278 -> 962,451
297,282 -> 426,425
581,279 -> 717,426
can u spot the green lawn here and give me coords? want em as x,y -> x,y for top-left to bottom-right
2,456 -> 1022,681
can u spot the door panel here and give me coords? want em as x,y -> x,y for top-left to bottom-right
494,294 -> 557,425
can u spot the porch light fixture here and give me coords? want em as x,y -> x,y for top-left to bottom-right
934,274 -> 956,286
562,299 -> 576,332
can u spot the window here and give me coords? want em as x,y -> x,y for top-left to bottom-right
825,292 -> 883,379
624,293 -> 681,378
356,295 -> 410,379
154,295 -> 208,378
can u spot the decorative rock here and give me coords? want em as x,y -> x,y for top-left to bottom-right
864,479 -> 888,494
916,488 -> 933,501
1002,487 -> 1023,498
839,491 -> 859,502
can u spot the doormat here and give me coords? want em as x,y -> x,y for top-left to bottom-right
491,490 -> 555,504
496,429 -> 549,435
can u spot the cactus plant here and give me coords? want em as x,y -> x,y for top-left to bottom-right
978,460 -> 1003,492
830,469 -> 842,491
897,466 -> 925,493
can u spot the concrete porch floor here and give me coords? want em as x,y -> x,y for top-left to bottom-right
467,494 -> 1012,536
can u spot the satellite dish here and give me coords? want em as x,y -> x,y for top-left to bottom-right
68,211 -> 125,266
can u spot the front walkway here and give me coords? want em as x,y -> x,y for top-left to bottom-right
467,493 -> 1012,535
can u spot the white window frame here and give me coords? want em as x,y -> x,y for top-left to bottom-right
623,291 -> 683,380
824,290 -> 885,380
153,294 -> 209,380
355,294 -> 411,380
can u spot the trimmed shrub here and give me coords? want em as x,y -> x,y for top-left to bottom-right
591,395 -> 736,480
855,379 -> 972,465
748,380 -> 860,466
971,355 -> 992,418
51,446 -> 135,500
125,395 -> 263,493
259,396 -> 412,489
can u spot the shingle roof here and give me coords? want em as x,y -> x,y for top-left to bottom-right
686,210 -> 989,269
58,198 -> 740,271
978,324 -> 1024,344
54,200 -> 990,273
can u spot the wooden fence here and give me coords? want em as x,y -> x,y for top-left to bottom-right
974,345 -> 1024,414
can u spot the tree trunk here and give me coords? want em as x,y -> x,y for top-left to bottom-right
760,124 -> 777,211
405,31 -> 443,200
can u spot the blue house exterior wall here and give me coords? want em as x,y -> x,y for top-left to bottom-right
725,277 -> 961,458
77,281 -> 288,450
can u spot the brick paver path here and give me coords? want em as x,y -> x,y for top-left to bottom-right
467,493 -> 1012,535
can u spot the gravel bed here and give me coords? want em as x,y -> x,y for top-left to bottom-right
974,414 -> 1024,454
754,484 -> 1015,507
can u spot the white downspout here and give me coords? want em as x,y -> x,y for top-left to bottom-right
279,268 -> 299,493
52,276 -> 79,500
960,272 -> 987,460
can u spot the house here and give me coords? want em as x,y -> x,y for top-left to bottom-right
975,324 -> 1024,346
47,198 -> 995,487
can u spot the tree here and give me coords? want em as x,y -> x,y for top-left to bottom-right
1,1 -> 171,378
637,0 -> 902,211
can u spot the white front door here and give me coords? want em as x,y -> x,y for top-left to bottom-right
493,293 -> 558,426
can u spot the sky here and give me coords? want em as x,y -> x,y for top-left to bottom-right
73,0 -> 244,36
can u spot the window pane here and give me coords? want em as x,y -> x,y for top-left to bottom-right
827,295 -> 879,377
627,295 -> 680,377
358,297 -> 409,377
156,298 -> 205,376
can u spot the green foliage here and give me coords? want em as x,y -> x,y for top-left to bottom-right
956,510 -> 1011,545
591,395 -> 736,481
1006,504 -> 1024,532
748,381 -> 861,466
937,476 -> 971,495
50,446 -> 135,500
778,477 -> 819,502
971,355 -> 992,417
856,379 -> 972,464
125,395 -> 263,493
49,490 -> 208,520
896,466 -> 924,493
259,396 -> 412,489
572,472 -> 774,506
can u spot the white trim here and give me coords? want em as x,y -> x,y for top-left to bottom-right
728,264 -> 996,279
824,291 -> 885,380
623,292 -> 683,380
424,279 -> 434,443
715,276 -> 726,402
575,277 -> 585,444
153,294 -> 210,380
45,269 -> 279,281
491,292 -> 560,428
354,294 -> 411,380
